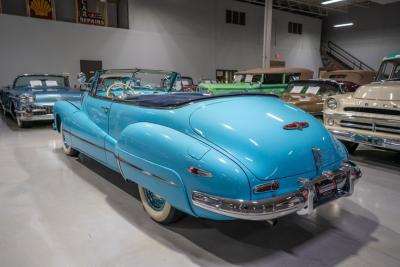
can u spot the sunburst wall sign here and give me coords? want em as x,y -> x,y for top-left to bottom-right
26,0 -> 55,20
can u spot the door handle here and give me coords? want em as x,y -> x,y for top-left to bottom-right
101,106 -> 110,113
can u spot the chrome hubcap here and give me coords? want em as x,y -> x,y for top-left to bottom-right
143,188 -> 165,211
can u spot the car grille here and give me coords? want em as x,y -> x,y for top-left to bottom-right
339,120 -> 400,134
344,107 -> 400,116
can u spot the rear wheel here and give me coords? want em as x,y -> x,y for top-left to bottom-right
138,186 -> 183,224
61,123 -> 78,156
342,141 -> 359,154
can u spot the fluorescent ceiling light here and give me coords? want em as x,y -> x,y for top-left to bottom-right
322,0 -> 345,5
334,23 -> 354,28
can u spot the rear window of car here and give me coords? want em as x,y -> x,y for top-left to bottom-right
329,74 -> 347,79
264,74 -> 283,84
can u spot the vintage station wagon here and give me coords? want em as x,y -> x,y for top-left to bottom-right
198,67 -> 314,96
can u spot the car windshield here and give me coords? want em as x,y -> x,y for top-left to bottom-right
234,73 -> 287,84
286,81 -> 340,97
233,74 -> 262,83
376,59 -> 400,81
200,79 -> 217,84
14,75 -> 68,88
94,69 -> 180,99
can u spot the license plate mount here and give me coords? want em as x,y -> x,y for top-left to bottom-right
315,179 -> 337,200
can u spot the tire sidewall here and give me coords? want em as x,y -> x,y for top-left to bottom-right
17,117 -> 24,128
61,123 -> 75,155
138,186 -> 173,223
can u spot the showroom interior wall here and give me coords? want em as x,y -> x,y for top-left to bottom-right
271,10 -> 322,75
0,0 -> 322,86
322,2 -> 400,70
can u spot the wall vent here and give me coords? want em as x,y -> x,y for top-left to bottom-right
226,10 -> 246,26
288,22 -> 303,34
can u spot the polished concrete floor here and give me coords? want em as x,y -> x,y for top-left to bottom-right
1,114 -> 400,267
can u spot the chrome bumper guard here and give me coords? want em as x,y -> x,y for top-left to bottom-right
192,161 -> 361,221
331,129 -> 400,151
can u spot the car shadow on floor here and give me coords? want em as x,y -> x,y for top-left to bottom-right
351,145 -> 400,172
57,150 -> 382,266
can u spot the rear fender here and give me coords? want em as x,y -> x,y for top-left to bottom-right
116,122 -> 211,216
116,122 -> 250,218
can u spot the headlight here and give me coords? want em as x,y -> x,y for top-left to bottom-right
326,98 -> 337,110
19,94 -> 34,103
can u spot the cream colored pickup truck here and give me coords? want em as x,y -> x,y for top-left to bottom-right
324,54 -> 400,153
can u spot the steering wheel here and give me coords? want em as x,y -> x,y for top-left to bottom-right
106,82 -> 135,99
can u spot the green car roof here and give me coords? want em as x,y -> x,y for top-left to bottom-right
383,53 -> 400,60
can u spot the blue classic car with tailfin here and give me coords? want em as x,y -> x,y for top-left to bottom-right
0,74 -> 82,127
54,69 -> 362,224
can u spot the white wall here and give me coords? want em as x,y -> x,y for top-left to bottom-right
322,2 -> 400,70
272,10 -> 322,75
0,0 -> 322,86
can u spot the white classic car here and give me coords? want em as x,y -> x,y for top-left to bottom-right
324,53 -> 400,153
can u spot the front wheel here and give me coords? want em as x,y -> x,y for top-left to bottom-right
61,123 -> 78,156
342,141 -> 359,154
138,186 -> 183,224
16,117 -> 27,128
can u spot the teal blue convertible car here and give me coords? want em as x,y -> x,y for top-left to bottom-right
54,69 -> 362,224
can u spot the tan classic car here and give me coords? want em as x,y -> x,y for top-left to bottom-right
281,79 -> 346,117
321,70 -> 376,92
323,54 -> 400,153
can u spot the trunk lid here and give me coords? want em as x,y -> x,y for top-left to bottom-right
189,96 -> 341,180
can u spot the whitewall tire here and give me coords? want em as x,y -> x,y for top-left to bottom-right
61,123 -> 78,156
16,117 -> 26,128
138,186 -> 183,224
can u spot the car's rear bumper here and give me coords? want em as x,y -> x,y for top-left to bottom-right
191,161 -> 361,221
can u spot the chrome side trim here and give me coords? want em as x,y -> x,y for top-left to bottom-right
192,161 -> 361,221
116,155 -> 127,182
63,129 -> 177,186
117,157 -> 177,187
63,129 -> 106,151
